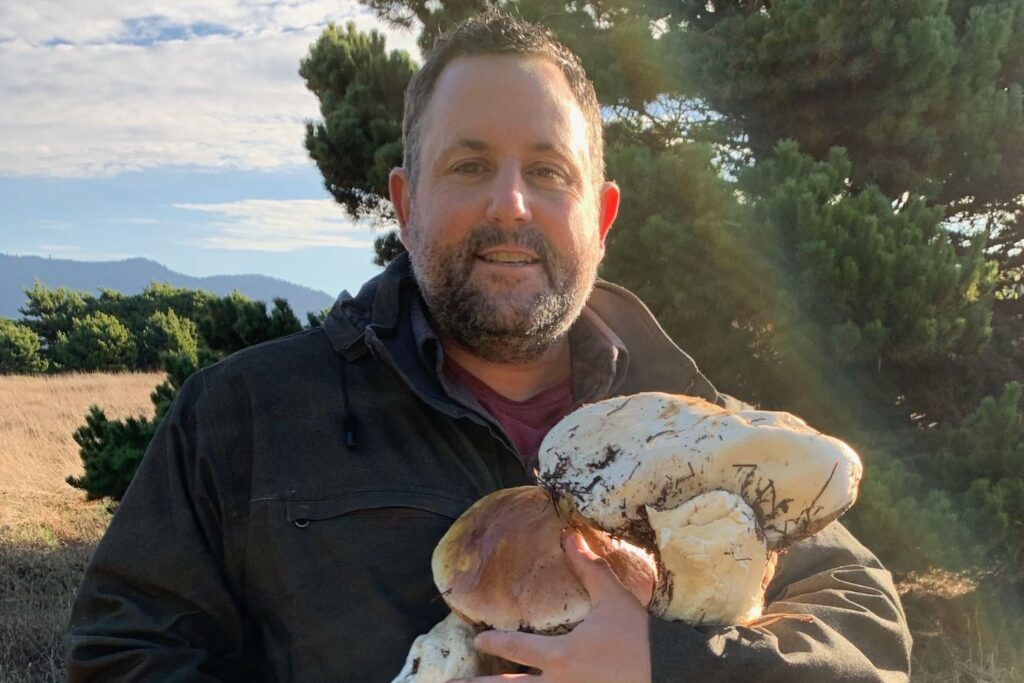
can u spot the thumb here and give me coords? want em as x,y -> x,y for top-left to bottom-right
562,527 -> 624,606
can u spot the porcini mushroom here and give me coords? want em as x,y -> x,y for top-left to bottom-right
393,392 -> 863,681
392,486 -> 656,682
538,392 -> 862,621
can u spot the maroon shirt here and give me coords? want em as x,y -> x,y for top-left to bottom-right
446,357 -> 574,470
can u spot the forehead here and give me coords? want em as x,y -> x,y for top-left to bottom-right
417,54 -> 591,165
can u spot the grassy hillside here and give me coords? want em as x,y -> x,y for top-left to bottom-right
0,372 -> 162,683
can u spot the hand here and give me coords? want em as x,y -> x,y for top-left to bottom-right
449,528 -> 652,683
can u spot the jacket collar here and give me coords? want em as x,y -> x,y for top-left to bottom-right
322,251 -> 718,403
321,253 -> 415,359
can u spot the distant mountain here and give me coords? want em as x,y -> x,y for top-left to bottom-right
0,254 -> 336,319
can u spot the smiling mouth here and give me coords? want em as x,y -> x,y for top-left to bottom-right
477,250 -> 542,265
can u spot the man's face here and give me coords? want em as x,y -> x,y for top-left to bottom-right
390,55 -> 619,363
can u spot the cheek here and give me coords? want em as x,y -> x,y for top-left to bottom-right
555,206 -> 602,253
416,193 -> 482,240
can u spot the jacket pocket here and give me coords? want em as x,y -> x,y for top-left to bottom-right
285,487 -> 471,527
251,487 -> 476,682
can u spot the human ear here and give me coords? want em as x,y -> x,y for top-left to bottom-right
597,181 -> 620,248
389,168 -> 412,246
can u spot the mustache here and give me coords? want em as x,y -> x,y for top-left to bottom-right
463,224 -> 555,263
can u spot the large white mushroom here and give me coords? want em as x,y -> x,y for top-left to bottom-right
538,392 -> 862,621
393,392 -> 863,681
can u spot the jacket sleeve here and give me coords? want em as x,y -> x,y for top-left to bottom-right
65,371 -> 254,682
648,522 -> 913,682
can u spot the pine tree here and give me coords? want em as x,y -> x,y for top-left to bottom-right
51,312 -> 136,372
668,0 -> 1024,270
140,309 -> 199,369
0,318 -> 47,373
300,22 -> 417,221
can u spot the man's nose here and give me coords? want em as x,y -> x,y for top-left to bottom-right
485,164 -> 532,226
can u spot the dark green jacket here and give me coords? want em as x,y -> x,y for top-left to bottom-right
65,254 -> 912,682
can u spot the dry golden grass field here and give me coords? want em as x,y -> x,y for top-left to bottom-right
0,372 -> 1020,682
0,372 -> 162,683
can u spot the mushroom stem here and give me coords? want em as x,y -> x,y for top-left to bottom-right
646,490 -> 770,625
391,612 -> 512,683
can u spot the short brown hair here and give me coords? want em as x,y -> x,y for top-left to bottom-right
401,12 -> 604,187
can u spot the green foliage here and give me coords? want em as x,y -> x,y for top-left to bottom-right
140,309 -> 199,368
598,138 -> 998,419
66,291 -> 307,501
18,281 -> 87,352
197,293 -> 303,354
845,454 -> 982,572
300,22 -> 416,220
93,283 -> 212,365
741,141 -> 997,367
372,230 -> 406,267
51,312 -> 136,372
15,281 -> 305,375
673,0 -> 1024,212
67,406 -> 158,501
305,306 -> 333,329
600,141 -> 779,402
848,384 -> 1024,578
935,383 -> 1024,573
17,281 -> 216,370
65,346 -> 218,501
0,318 -> 47,373
960,477 -> 1024,573
941,382 -> 1024,486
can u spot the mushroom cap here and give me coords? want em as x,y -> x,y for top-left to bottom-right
538,392 -> 862,550
431,486 -> 656,634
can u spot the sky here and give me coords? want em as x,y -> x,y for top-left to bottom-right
0,0 -> 422,298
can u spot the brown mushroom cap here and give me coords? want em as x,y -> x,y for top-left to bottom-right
432,486 -> 656,634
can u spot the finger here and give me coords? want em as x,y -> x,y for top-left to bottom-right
561,528 -> 624,605
473,630 -> 556,668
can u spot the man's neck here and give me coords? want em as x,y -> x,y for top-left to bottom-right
443,337 -> 572,402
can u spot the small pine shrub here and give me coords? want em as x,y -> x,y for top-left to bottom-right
0,318 -> 47,373
67,406 -> 157,501
51,312 -> 136,372
140,309 -> 199,369
66,292 -> 300,501
65,348 -> 213,501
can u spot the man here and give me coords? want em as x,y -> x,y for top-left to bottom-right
66,13 -> 912,682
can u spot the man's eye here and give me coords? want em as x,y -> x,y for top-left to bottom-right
454,161 -> 486,174
530,166 -> 565,181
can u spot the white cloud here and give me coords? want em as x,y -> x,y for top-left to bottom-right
26,244 -> 133,260
95,217 -> 161,225
175,198 -> 381,251
0,1 -> 421,177
24,219 -> 75,231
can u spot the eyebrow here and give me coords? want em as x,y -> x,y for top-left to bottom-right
453,138 -> 488,152
446,139 -> 572,155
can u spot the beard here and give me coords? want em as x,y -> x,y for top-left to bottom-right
407,221 -> 599,364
